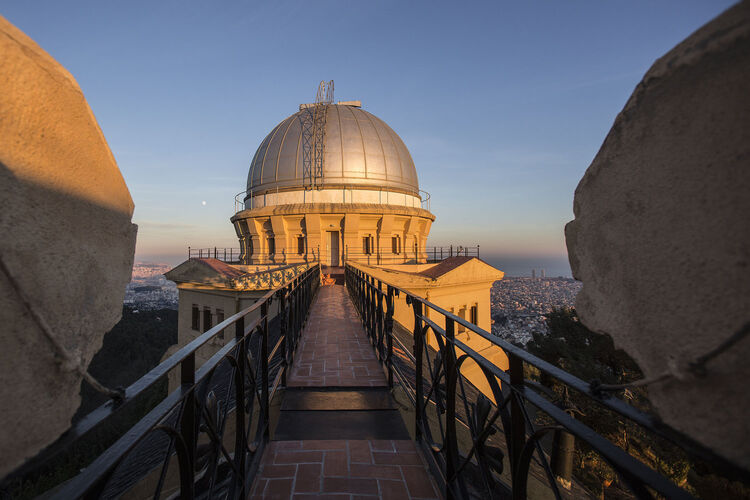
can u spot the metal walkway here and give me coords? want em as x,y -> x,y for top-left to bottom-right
250,281 -> 440,499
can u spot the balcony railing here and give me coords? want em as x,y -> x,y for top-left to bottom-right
187,245 -> 479,266
4,264 -> 320,499
233,186 -> 432,212
344,263 -> 745,499
188,247 -> 242,263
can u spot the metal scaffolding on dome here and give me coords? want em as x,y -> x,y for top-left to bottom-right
301,80 -> 333,190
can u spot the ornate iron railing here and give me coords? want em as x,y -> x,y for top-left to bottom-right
231,263 -> 311,290
344,263 -> 745,500
14,264 -> 320,499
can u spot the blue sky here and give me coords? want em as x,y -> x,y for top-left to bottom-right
2,1 -> 736,275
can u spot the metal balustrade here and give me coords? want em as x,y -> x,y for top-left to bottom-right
9,264 -> 320,499
344,263 -> 745,500
233,187 -> 432,212
187,245 -> 478,266
188,246 -> 242,262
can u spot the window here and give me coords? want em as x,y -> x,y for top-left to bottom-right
203,307 -> 212,332
191,305 -> 200,330
363,235 -> 374,255
470,305 -> 478,325
216,309 -> 225,339
391,235 -> 401,254
297,236 -> 305,255
458,306 -> 467,333
267,237 -> 275,255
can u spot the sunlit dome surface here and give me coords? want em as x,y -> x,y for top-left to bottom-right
246,104 -> 419,197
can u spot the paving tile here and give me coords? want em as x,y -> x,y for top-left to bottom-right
370,439 -> 395,452
349,463 -> 403,480
301,439 -> 348,450
274,450 -> 324,464
264,478 -> 293,497
323,450 -> 348,477
323,477 -> 379,495
348,440 -> 373,463
293,463 -> 322,493
373,450 -> 424,466
259,464 -> 296,479
379,478 -> 411,500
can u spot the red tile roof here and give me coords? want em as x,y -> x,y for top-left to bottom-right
418,256 -> 475,279
193,258 -> 246,279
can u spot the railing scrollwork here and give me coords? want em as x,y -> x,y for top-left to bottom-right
344,263 -> 745,500
15,264 -> 323,499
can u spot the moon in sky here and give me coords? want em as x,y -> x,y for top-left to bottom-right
201,201 -> 207,206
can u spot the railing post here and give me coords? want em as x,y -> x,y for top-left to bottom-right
377,280 -> 384,360
369,277 -> 376,341
364,276 -> 371,336
179,353 -> 196,499
509,352 -> 526,499
279,287 -> 288,386
444,317 -> 457,499
412,299 -> 424,442
261,301 -> 270,440
234,314 -> 247,497
385,285 -> 395,388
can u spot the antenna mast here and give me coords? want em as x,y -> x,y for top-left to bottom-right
301,80 -> 333,190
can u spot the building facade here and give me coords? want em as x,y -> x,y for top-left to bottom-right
230,102 -> 435,266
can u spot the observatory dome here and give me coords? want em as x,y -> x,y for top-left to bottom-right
246,104 -> 419,198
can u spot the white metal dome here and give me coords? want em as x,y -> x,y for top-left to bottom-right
246,104 -> 419,198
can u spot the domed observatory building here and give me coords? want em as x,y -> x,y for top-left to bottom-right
166,84 -> 504,394
231,95 -> 435,266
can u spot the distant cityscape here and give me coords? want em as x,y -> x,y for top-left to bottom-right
491,276 -> 582,345
124,263 -> 178,310
123,263 -> 581,345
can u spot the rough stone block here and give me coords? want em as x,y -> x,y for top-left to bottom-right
0,15 -> 137,477
566,1 -> 750,469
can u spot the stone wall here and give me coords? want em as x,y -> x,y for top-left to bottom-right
565,1 -> 750,469
0,15 -> 137,477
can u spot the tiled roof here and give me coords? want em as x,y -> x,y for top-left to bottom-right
418,256 -> 475,279
193,258 -> 246,279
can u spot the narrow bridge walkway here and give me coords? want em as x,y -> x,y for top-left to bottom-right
250,276 -> 440,499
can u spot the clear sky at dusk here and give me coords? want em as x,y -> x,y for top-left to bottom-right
2,1 -> 737,275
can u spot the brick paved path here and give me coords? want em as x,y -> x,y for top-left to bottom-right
251,440 -> 439,499
287,285 -> 387,388
250,280 -> 440,499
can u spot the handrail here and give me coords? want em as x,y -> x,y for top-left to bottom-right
344,263 -> 747,499
5,264 -> 321,499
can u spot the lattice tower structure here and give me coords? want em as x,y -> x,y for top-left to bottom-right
300,106 -> 314,188
302,80 -> 333,189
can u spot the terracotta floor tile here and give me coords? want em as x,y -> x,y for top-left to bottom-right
249,284 -> 440,499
